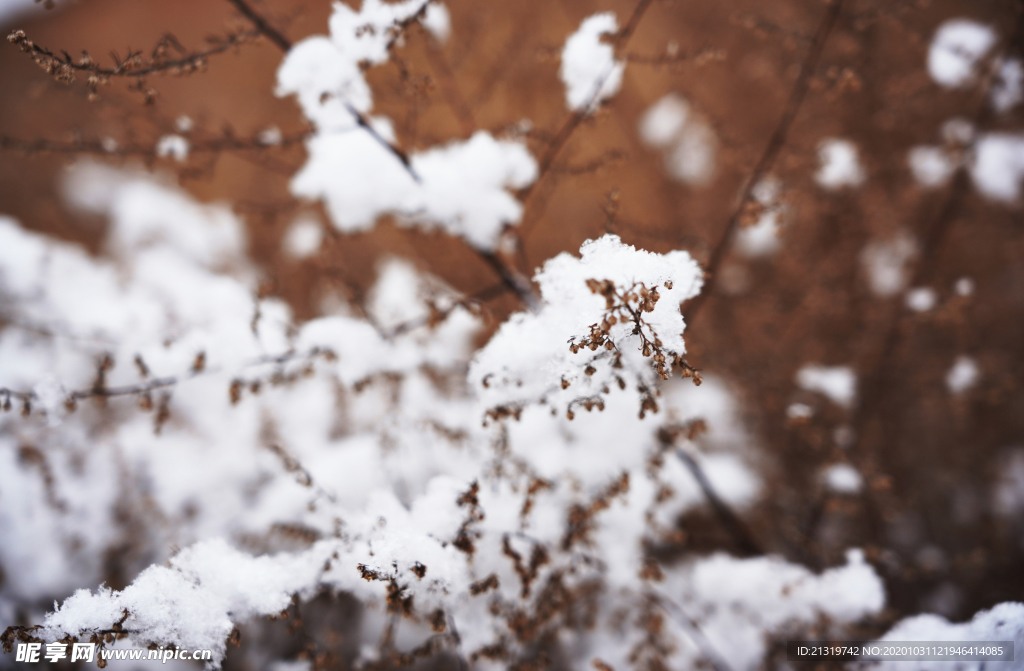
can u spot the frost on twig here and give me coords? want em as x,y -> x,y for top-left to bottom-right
472,235 -> 703,422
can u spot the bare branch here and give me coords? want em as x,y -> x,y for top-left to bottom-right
682,0 -> 845,324
6,28 -> 260,82
223,0 -> 292,52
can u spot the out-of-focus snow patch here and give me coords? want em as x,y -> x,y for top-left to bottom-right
282,214 -> 323,260
422,2 -> 451,43
62,161 -> 248,272
872,602 -> 1024,671
909,145 -> 958,188
994,449 -> 1024,519
796,364 -> 856,409
946,355 -> 979,395
822,463 -> 863,494
736,177 -> 784,257
258,126 -> 283,146
927,19 -> 996,89
955,277 -> 975,296
682,549 -> 885,671
155,135 -> 189,162
815,138 -> 865,190
291,130 -> 537,250
560,12 -> 625,112
639,93 -> 689,146
861,231 -> 917,297
639,93 -> 717,186
0,0 -> 47,28
786,402 -> 814,420
993,58 -> 1024,113
970,133 -> 1024,203
905,286 -> 937,312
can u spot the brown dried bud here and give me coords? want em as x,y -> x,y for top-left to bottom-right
229,379 -> 243,405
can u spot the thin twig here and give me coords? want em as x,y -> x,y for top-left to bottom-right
0,349 -> 322,407
6,28 -> 260,79
655,593 -> 736,671
683,0 -> 845,324
674,447 -> 762,555
518,0 -> 656,240
0,128 -> 310,156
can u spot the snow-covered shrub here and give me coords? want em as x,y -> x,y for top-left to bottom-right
2,2 -> 1022,671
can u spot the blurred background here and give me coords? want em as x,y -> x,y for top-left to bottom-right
1,0 -> 1023,633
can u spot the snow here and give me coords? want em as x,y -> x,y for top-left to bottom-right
815,138 -> 865,190
946,355 -> 979,394
282,214 -> 323,259
0,4 -> 967,668
278,1 -> 532,250
41,539 -> 330,663
823,463 -> 863,494
422,2 -> 451,43
639,93 -> 689,147
993,450 -> 1024,519
909,145 -> 957,188
787,402 -> 813,420
927,19 -> 996,89
470,234 -> 703,414
258,125 -> 283,146
0,0 -> 45,29
969,133 -> 1024,203
156,135 -> 190,162
290,129 -> 536,251
640,94 -> 718,186
736,177 -> 784,257
680,549 -> 884,671
560,12 -> 625,112
796,364 -> 857,408
872,602 -> 1024,671
993,58 -> 1024,112
905,286 -> 937,312
861,231 -> 918,297
955,277 -> 975,296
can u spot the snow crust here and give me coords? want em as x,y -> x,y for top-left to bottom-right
560,13 -> 625,112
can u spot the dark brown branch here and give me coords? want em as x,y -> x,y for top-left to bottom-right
477,251 -> 541,312
683,0 -> 844,324
673,447 -> 762,555
223,0 -> 292,52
